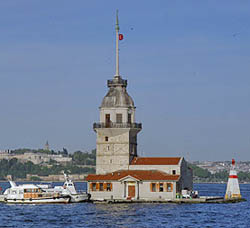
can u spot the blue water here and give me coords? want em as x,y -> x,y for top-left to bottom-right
0,182 -> 249,227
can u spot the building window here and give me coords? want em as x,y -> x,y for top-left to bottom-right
116,114 -> 122,123
167,183 -> 172,192
159,183 -> 164,192
128,113 -> 132,123
172,170 -> 176,175
99,183 -> 104,191
107,183 -> 112,191
151,183 -> 156,192
92,183 -> 96,191
110,159 -> 112,164
105,114 -> 111,127
105,136 -> 108,142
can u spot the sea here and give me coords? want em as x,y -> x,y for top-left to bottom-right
0,182 -> 249,228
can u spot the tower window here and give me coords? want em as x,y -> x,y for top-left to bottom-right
116,114 -> 122,123
105,136 -> 108,142
128,113 -> 132,123
105,114 -> 111,127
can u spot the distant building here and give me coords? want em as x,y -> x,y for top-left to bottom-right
86,12 -> 193,201
0,152 -> 72,164
44,141 -> 50,151
0,149 -> 10,154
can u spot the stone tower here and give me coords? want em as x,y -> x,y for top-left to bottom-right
93,11 -> 142,174
45,140 -> 50,151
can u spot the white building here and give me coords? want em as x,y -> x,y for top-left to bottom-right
0,152 -> 72,165
86,11 -> 192,201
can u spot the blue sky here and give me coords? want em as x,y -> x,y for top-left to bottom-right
0,0 -> 249,161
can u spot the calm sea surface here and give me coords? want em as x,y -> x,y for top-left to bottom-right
0,182 -> 249,228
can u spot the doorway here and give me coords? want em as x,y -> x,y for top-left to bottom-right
128,185 -> 135,199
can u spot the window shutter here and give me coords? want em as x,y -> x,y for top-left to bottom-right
96,183 -> 100,191
150,183 -> 153,192
156,182 -> 160,192
89,183 -> 93,191
104,183 -> 107,191
171,183 -> 173,192
110,183 -> 113,191
164,183 -> 167,192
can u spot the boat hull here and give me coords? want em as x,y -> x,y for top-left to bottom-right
69,193 -> 91,203
3,196 -> 70,204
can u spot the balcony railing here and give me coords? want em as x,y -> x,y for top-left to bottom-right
93,122 -> 142,129
107,79 -> 127,87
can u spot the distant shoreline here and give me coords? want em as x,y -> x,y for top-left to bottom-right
0,180 -> 249,184
0,180 -> 86,183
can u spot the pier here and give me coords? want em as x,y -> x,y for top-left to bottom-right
92,197 -> 246,204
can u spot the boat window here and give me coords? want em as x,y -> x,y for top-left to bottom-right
11,190 -> 17,194
24,189 -> 27,193
68,184 -> 73,186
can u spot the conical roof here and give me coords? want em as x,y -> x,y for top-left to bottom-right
101,76 -> 135,108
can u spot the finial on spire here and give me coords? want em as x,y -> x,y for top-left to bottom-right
116,10 -> 119,32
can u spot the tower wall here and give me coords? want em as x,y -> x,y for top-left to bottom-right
95,128 -> 140,174
100,107 -> 135,124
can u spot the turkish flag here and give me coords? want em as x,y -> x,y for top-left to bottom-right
119,34 -> 124,40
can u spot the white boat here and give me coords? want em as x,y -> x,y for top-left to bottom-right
1,181 -> 70,204
42,173 -> 90,203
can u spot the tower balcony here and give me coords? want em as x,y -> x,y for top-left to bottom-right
107,78 -> 127,87
93,122 -> 142,130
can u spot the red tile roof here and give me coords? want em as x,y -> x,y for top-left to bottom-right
85,170 -> 180,181
130,157 -> 181,165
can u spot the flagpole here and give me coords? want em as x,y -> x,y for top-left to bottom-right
115,10 -> 119,77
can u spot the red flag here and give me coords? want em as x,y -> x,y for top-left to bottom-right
119,34 -> 123,40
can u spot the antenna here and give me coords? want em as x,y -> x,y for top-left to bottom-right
115,10 -> 120,77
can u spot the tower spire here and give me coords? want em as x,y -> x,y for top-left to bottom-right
115,9 -> 120,77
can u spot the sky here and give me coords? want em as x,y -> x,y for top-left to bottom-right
0,0 -> 250,161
